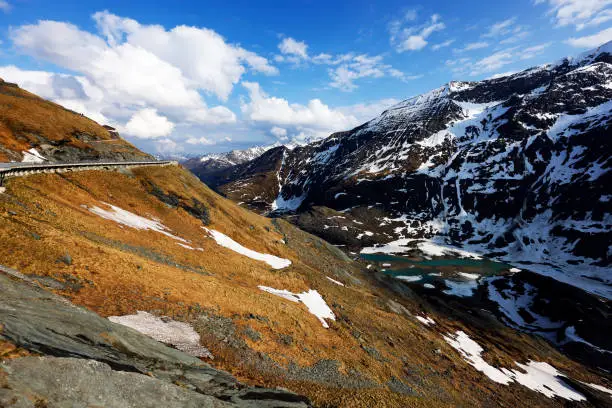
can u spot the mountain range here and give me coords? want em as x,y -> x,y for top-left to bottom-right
0,42 -> 611,408
200,41 -> 612,300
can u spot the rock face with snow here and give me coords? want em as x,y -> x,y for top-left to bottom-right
212,42 -> 612,298
202,146 -> 289,213
182,145 -> 273,186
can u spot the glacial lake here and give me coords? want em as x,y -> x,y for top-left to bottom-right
360,252 -> 516,293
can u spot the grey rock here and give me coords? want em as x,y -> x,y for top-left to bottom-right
0,272 -> 311,407
0,357 -> 230,408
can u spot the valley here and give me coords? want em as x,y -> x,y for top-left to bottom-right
0,30 -> 610,408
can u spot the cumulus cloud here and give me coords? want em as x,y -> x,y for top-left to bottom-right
390,13 -> 446,52
240,82 -> 399,144
155,138 -> 182,154
123,108 -> 175,139
0,65 -> 110,124
6,11 -> 277,143
536,0 -> 612,30
565,27 -> 612,47
0,0 -> 10,12
278,37 -> 308,61
241,81 -> 357,130
270,126 -> 288,140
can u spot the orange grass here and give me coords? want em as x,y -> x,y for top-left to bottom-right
0,166 -> 603,407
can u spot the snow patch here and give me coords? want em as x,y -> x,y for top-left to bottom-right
396,275 -> 423,282
326,276 -> 345,286
444,330 -> 585,400
457,272 -> 480,280
258,286 -> 335,328
21,148 -> 46,163
203,228 -> 291,269
108,311 -> 212,358
416,315 -> 436,325
87,203 -> 187,243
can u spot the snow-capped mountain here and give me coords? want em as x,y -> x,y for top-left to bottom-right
182,145 -> 274,183
208,42 -> 612,298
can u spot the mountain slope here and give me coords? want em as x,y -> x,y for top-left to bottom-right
0,78 -> 151,163
2,79 -> 612,407
211,42 -> 612,298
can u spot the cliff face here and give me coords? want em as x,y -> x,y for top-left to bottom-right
0,78 -> 152,163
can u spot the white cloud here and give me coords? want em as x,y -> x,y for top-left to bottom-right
471,50 -> 516,75
464,41 -> 489,50
5,12 -> 280,146
565,27 -> 612,47
329,54 -> 385,91
124,108 -> 175,139
482,17 -> 530,44
155,138 -> 182,154
312,53 -> 333,64
0,65 -> 110,124
483,18 -> 517,37
454,41 -> 489,54
467,43 -> 549,76
240,82 -> 399,145
390,13 -> 446,52
186,136 -> 216,145
270,126 -> 288,140
9,13 -> 274,112
274,37 -> 412,90
481,17 -> 530,44
447,40 -> 551,78
328,54 -> 420,91
241,81 -> 358,131
278,37 -> 308,60
520,42 -> 553,59
336,98 -> 400,123
91,11 -> 277,100
0,1 -> 10,12
432,39 -> 455,50
536,0 -> 612,30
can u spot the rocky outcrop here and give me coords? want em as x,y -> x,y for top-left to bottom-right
0,271 -> 310,407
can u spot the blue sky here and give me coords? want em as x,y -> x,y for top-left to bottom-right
0,0 -> 611,156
